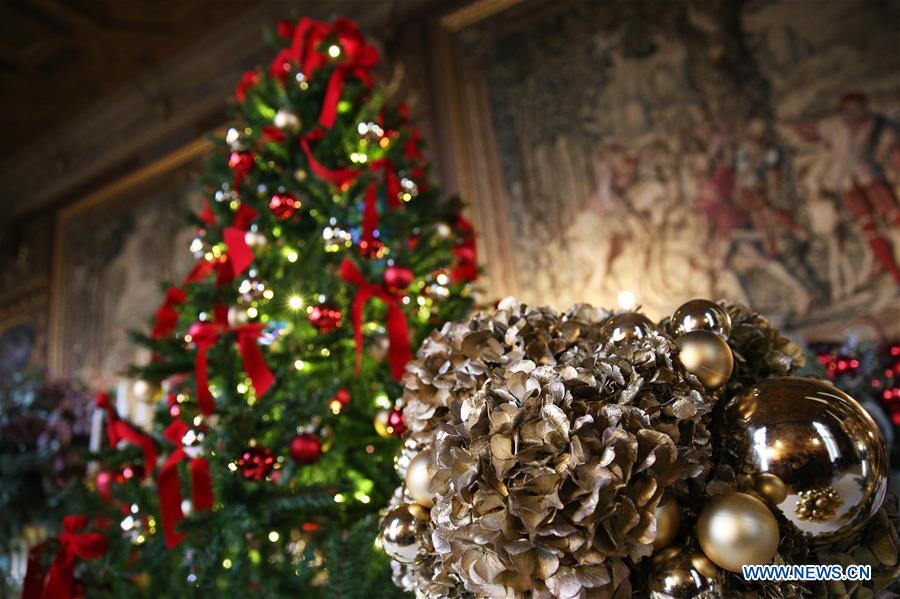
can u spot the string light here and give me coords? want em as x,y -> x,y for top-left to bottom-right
327,45 -> 341,58
288,295 -> 304,310
268,531 -> 280,543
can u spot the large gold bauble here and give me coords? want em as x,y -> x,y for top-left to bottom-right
131,379 -> 159,403
697,492 -> 779,573
599,312 -> 655,344
675,330 -> 733,389
653,497 -> 681,550
380,504 -> 430,564
405,449 -> 437,508
672,299 -> 731,338
649,546 -> 722,599
723,377 -> 889,544
374,409 -> 392,438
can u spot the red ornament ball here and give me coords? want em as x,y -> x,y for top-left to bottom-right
269,193 -> 302,220
334,388 -> 351,406
308,303 -> 342,333
358,238 -> 385,259
290,433 -> 322,465
228,151 -> 253,172
388,407 -> 406,437
384,265 -> 414,293
236,446 -> 276,481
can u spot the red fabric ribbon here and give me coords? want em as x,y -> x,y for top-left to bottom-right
157,419 -> 214,548
22,516 -> 108,599
235,71 -> 260,102
151,287 -> 186,339
300,130 -> 361,189
360,158 -> 404,244
318,18 -> 378,128
338,258 -> 411,380
222,204 -> 258,279
94,393 -> 157,477
188,322 -> 221,416
188,321 -> 275,416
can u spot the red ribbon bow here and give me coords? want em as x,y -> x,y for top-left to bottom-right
338,258 -> 411,380
22,516 -> 108,599
221,204 -> 258,282
189,320 -> 275,416
360,158 -> 403,246
94,393 -> 157,478
157,418 -> 214,548
151,287 -> 186,339
300,129 -> 361,189
317,19 -> 379,128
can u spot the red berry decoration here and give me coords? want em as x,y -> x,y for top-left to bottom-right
268,193 -> 302,220
384,265 -> 414,294
290,433 -> 322,465
387,407 -> 406,437
236,446 -> 275,481
334,388 -> 351,406
308,303 -> 342,333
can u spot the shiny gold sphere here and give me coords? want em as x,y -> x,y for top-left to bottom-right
723,377 -> 888,544
649,545 -> 722,599
131,379 -> 159,403
697,492 -> 779,573
753,473 -> 788,505
227,306 -> 250,328
653,497 -> 681,550
405,449 -> 437,508
374,409 -> 392,438
599,312 -> 656,344
675,330 -> 734,389
380,504 -> 430,564
672,299 -> 731,338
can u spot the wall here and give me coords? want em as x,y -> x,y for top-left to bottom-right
435,0 -> 900,339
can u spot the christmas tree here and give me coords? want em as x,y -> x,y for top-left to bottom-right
24,17 -> 476,598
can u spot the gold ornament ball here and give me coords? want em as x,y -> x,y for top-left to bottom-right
653,497 -> 681,550
380,504 -> 430,564
675,330 -> 733,389
374,409 -> 393,438
697,492 -> 779,573
672,299 -> 731,338
754,473 -> 788,505
227,306 -> 250,329
244,230 -> 267,248
649,546 -> 722,599
367,334 -> 390,363
131,379 -> 158,403
599,312 -> 656,344
405,449 -> 437,508
723,376 -> 888,544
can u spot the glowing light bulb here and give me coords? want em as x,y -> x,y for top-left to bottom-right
288,295 -> 303,310
328,45 -> 341,58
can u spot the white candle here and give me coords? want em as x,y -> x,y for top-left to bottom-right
116,379 -> 131,420
89,407 -> 104,453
